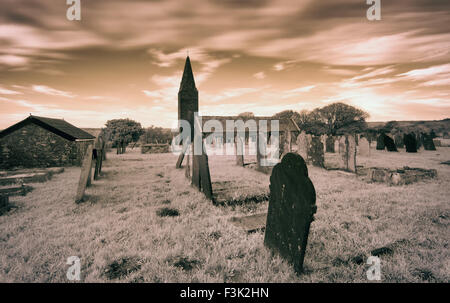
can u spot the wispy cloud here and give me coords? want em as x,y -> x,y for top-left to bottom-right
32,85 -> 76,98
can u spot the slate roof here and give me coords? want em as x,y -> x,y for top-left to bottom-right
0,115 -> 96,141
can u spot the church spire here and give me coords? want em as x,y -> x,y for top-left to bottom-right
179,56 -> 197,92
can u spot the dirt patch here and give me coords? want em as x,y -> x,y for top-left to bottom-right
156,207 -> 179,217
167,256 -> 201,271
103,257 -> 142,280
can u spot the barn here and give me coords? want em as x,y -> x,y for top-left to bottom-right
0,115 -> 95,169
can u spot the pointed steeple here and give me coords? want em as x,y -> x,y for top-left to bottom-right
179,56 -> 197,92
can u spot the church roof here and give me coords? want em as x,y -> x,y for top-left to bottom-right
0,115 -> 96,141
179,56 -> 197,92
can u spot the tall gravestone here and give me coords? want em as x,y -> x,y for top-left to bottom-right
308,136 -> 324,168
347,135 -> 357,173
326,136 -> 335,153
358,137 -> 370,156
404,133 -> 417,153
235,136 -> 244,166
264,153 -> 317,275
335,137 -> 340,154
75,143 -> 94,203
376,134 -> 385,150
416,133 -> 422,150
320,135 -> 327,154
296,132 -> 308,161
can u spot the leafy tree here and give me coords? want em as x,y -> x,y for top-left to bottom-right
142,126 -> 172,144
314,102 -> 369,135
237,112 -> 255,119
104,118 -> 144,154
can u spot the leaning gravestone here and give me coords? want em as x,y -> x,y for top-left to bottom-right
404,133 -> 417,153
308,136 -> 324,168
358,137 -> 370,156
296,132 -> 308,161
264,153 -> 317,275
75,144 -> 94,203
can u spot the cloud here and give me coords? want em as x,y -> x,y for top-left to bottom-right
0,87 -> 22,95
32,85 -> 76,98
253,72 -> 266,79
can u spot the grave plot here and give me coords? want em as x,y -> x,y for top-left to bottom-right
364,167 -> 437,185
0,167 -> 65,186
208,155 -> 269,205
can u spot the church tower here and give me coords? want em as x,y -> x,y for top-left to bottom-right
178,56 -> 198,136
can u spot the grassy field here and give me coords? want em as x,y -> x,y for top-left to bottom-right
0,146 -> 449,282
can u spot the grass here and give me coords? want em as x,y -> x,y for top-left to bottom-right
0,146 -> 449,282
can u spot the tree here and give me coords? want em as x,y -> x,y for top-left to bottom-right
315,102 -> 369,135
237,112 -> 255,119
104,118 -> 144,154
142,126 -> 172,144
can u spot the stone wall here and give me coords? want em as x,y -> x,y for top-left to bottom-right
0,123 -> 89,169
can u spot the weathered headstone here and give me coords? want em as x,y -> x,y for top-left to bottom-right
358,137 -> 370,156
308,136 -> 324,168
75,144 -> 93,203
235,136 -> 244,166
335,137 -> 340,154
296,132 -> 308,160
320,135 -> 327,154
199,152 -> 213,201
404,133 -> 417,153
264,153 -> 317,275
347,135 -> 357,173
422,133 -> 436,150
326,136 -> 335,153
416,133 -> 422,149
376,134 -> 385,150
338,136 -> 347,167
394,134 -> 404,148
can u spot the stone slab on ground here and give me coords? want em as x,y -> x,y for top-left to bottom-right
230,213 -> 267,233
368,167 -> 437,185
0,172 -> 51,186
0,184 -> 33,196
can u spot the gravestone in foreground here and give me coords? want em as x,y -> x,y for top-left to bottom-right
75,144 -> 94,203
296,131 -> 308,161
264,153 -> 317,275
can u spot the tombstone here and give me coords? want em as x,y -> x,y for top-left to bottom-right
235,136 -> 244,166
296,131 -> 308,160
416,133 -> 422,150
422,133 -> 436,150
334,137 -> 340,154
383,134 -> 398,152
347,135 -> 357,173
320,135 -> 327,154
326,136 -> 335,153
338,136 -> 346,166
308,136 -> 324,168
75,144 -> 94,203
358,137 -> 370,156
199,152 -> 213,201
394,134 -> 404,148
404,133 -> 417,153
376,134 -> 385,150
264,153 -> 317,275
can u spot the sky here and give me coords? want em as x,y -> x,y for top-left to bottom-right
0,0 -> 449,129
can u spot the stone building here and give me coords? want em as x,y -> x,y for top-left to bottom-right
0,115 -> 95,169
